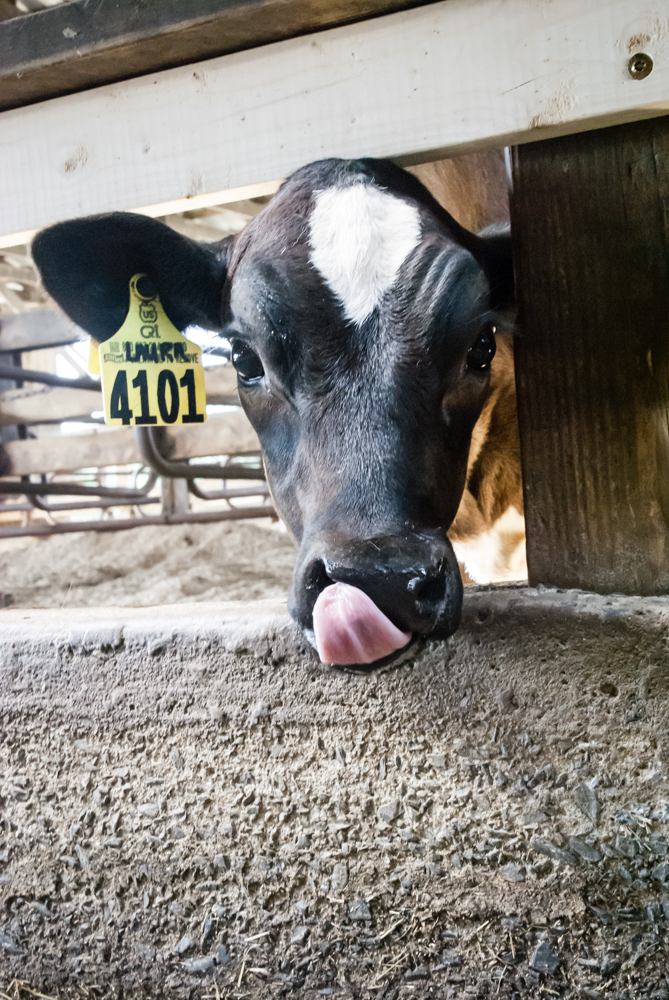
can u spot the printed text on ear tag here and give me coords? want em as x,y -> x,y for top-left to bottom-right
99,274 -> 206,427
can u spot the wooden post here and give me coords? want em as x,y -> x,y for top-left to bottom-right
510,115 -> 669,596
160,477 -> 190,517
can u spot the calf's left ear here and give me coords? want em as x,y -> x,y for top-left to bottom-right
32,212 -> 230,342
477,223 -> 514,313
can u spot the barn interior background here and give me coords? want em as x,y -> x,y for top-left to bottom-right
1,0 -> 669,997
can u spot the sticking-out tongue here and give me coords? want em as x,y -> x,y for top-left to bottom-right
312,582 -> 412,665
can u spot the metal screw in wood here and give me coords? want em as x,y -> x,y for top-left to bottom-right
628,53 -> 653,79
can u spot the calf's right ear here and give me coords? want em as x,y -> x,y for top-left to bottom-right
32,212 -> 230,342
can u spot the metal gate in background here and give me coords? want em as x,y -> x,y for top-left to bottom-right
0,199 -> 274,539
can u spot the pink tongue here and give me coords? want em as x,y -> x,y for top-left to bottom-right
313,582 -> 411,665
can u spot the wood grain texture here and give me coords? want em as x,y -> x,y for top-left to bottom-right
0,384 -> 103,426
2,0 -> 668,244
0,310 -> 81,352
0,0 -> 439,113
511,115 -> 669,595
3,410 -> 259,475
0,362 -> 237,424
203,363 -> 238,404
0,369 -> 238,424
409,149 -> 509,232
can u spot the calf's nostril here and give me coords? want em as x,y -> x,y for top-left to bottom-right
304,559 -> 333,599
408,574 -> 446,607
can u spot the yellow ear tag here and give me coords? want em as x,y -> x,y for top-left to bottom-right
99,274 -> 206,427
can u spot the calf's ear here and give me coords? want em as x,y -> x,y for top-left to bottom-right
32,212 -> 229,342
476,223 -> 514,313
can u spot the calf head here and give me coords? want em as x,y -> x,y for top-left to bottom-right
33,158 -> 513,665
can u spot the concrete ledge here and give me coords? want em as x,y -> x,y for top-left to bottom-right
1,587 -> 669,996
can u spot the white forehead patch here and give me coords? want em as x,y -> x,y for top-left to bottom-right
309,183 -> 421,325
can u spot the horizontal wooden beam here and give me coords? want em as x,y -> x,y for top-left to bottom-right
0,310 -> 82,352
2,410 -> 259,475
170,408 -> 257,460
0,364 -> 238,424
202,363 -> 238,403
0,0 -> 436,113
0,384 -> 102,426
1,0 -> 668,245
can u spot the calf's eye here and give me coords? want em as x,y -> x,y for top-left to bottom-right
467,325 -> 496,372
231,339 -> 264,383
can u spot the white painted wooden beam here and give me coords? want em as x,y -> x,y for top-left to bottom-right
1,0 -> 668,245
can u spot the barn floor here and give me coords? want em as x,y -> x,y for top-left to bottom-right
0,519 -> 297,610
1,586 -> 668,998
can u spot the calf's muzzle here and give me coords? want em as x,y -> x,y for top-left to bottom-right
289,528 -> 463,663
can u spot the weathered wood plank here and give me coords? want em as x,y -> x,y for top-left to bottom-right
409,149 -> 509,233
0,310 -> 82,352
0,363 -> 236,425
203,363 -> 238,403
169,410 -> 258,462
0,384 -> 103,426
2,0 -> 668,245
3,426 -> 139,475
0,0 -> 437,113
510,115 -> 669,596
2,410 -> 259,475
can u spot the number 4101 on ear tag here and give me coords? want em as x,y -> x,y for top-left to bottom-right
98,273 -> 206,427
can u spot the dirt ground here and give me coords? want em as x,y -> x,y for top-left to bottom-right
1,586 -> 669,999
0,519 -> 296,610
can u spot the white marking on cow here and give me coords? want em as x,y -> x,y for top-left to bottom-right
309,183 -> 421,325
303,627 -> 318,652
451,506 -> 527,584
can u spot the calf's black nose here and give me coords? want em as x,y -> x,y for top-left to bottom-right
289,529 -> 463,639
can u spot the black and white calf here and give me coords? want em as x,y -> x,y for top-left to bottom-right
33,157 -> 522,666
